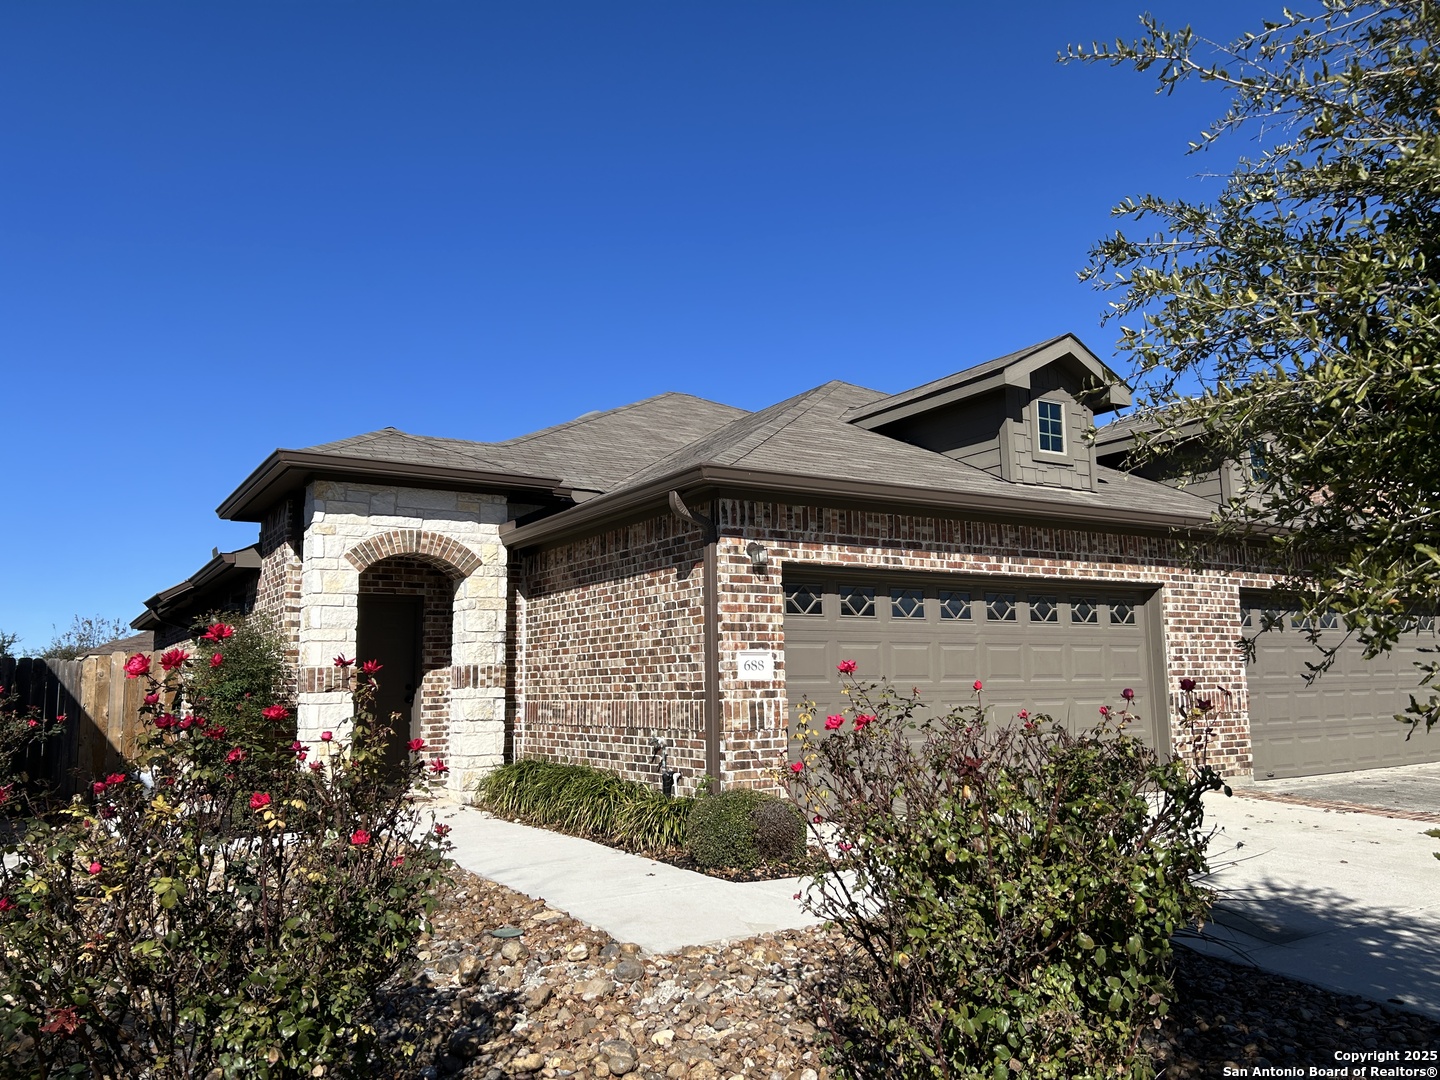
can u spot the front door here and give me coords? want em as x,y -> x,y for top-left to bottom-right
355,596 -> 422,774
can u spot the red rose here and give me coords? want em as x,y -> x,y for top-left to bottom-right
87,861 -> 102,875
824,715 -> 844,730
854,714 -> 876,730
143,693 -> 159,706
433,823 -> 451,838
1099,705 -> 1111,717
226,748 -> 245,763
26,719 -> 37,729
1122,687 -> 1135,701
333,655 -> 354,668
55,714 -> 66,724
972,680 -> 983,692
92,781 -> 107,795
429,759 -> 449,775
836,660 -> 857,675
812,814 -> 823,824
159,649 -> 189,672
261,705 -> 290,721
407,738 -> 425,752
209,653 -> 224,669
105,773 -> 125,785
837,841 -> 853,852
308,760 -> 324,772
249,792 -> 271,811
154,715 -> 175,730
390,855 -> 405,868
0,897 -> 14,913
320,731 -> 333,742
123,653 -> 151,679
0,784 -> 11,805
790,761 -> 804,773
201,623 -> 234,642
350,828 -> 371,846
361,660 -> 383,675
1179,677 -> 1197,692
1016,709 -> 1029,720
178,715 -> 194,730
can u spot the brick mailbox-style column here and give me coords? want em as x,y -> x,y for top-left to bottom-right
294,481 -> 509,795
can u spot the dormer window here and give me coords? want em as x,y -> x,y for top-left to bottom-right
1036,400 -> 1065,455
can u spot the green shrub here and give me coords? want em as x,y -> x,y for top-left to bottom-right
476,759 -> 693,850
0,646 -> 452,1078
785,670 -> 1224,1080
686,788 -> 804,870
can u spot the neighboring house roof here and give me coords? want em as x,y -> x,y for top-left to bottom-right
132,546 -> 262,632
216,335 -> 1220,542
83,630 -> 155,657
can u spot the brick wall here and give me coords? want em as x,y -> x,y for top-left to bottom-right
255,498 -> 303,687
715,499 -> 1268,786
516,513 -> 709,792
516,498 -> 1270,796
357,556 -> 456,757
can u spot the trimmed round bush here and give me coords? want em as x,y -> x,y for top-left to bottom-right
754,795 -> 806,863
687,788 -> 803,869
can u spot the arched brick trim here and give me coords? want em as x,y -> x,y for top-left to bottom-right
344,529 -> 483,578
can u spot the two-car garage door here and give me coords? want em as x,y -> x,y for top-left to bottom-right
783,573 -> 1162,748
1245,601 -> 1440,779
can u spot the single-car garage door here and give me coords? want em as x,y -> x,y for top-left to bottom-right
1245,601 -> 1440,779
783,573 -> 1162,747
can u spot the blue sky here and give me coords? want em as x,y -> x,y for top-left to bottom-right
1,1 -> 1262,651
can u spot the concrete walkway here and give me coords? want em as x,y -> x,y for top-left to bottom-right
1192,789 -> 1440,1018
435,805 -> 823,954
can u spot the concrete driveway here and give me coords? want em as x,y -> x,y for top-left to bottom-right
1191,769 -> 1440,1018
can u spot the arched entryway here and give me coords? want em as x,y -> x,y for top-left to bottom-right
356,554 -> 461,771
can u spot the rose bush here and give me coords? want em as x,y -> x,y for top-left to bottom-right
0,645 -> 452,1078
786,663 -> 1225,1080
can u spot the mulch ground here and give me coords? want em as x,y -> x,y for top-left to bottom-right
375,867 -> 1440,1079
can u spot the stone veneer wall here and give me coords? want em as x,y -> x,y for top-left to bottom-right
714,499 -> 1270,788
295,481 -> 508,794
357,556 -> 457,752
516,513 -> 709,793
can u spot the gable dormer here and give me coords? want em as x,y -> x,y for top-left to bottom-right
844,335 -> 1131,491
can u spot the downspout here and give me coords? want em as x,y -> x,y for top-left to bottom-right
668,491 -> 722,789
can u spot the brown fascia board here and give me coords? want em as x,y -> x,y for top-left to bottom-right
847,337 -> 1132,430
132,547 -> 264,630
501,463 -> 1217,550
217,449 -> 570,522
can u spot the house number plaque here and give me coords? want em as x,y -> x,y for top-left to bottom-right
737,650 -> 775,681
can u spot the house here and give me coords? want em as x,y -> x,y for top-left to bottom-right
134,334 -> 1440,793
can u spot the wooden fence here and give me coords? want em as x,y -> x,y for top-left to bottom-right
2,652 -> 156,797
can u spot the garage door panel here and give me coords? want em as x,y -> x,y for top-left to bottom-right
1025,644 -> 1066,682
785,641 -> 831,681
1246,603 -> 1440,778
785,574 -> 1157,748
889,643 -> 933,681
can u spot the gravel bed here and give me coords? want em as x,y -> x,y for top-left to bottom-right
374,869 -> 1440,1079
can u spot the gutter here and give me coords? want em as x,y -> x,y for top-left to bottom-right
501,463 -> 1217,550
217,449 -> 570,522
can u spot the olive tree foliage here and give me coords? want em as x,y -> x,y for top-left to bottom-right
1067,2 -> 1440,732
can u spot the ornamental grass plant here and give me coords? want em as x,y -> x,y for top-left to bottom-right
0,633 -> 453,1079
785,664 -> 1225,1080
475,758 -> 694,851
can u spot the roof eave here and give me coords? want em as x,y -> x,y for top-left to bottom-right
217,449 -> 570,522
845,335 -> 1132,430
501,462 -> 1217,549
